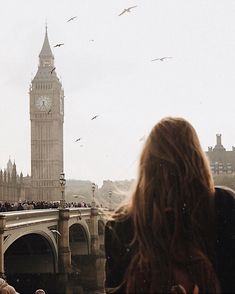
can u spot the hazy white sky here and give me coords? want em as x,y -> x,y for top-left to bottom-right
1,0 -> 235,186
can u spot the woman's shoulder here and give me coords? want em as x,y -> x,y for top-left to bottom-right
106,205 -> 132,228
215,185 -> 235,196
105,213 -> 134,246
106,213 -> 133,232
214,186 -> 235,209
214,186 -> 235,231
213,187 -> 235,292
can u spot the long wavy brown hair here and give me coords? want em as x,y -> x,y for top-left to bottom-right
114,117 -> 220,293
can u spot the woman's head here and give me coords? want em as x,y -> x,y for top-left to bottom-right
141,117 -> 213,189
124,117 -> 218,293
131,117 -> 214,221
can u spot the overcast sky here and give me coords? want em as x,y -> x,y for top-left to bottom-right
0,0 -> 235,186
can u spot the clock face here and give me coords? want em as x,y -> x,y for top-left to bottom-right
36,96 -> 52,111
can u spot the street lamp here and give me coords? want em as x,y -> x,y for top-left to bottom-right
91,182 -> 96,207
60,172 -> 66,208
109,191 -> 112,211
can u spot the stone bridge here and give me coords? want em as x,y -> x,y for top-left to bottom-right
0,206 -> 107,288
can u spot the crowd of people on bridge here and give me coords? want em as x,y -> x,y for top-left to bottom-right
0,200 -> 91,212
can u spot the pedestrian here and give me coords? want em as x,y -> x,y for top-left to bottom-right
104,117 -> 235,293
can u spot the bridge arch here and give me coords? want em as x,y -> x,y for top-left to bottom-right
69,220 -> 91,256
3,228 -> 58,273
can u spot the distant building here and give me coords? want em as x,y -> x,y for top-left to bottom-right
0,159 -> 31,203
206,134 -> 235,174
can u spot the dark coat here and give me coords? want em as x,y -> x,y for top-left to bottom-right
104,186 -> 235,293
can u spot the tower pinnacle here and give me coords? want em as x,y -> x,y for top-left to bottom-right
39,27 -> 54,67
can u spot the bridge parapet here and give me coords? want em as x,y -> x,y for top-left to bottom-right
0,208 -> 94,230
69,208 -> 91,220
2,209 -> 59,230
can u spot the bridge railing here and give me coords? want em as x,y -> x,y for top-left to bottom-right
0,208 -> 95,230
0,209 -> 59,229
69,207 -> 91,219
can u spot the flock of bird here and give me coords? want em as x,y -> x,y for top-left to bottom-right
52,6 -> 173,64
48,6 -> 172,148
47,13 -> 101,146
74,115 -> 99,145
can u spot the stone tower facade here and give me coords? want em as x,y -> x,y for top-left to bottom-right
29,28 -> 64,201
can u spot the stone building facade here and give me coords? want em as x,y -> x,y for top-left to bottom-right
206,134 -> 235,174
0,159 -> 31,203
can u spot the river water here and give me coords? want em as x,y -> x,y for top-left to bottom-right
7,256 -> 106,294
7,273 -> 105,294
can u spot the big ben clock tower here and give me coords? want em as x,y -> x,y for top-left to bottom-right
29,27 -> 64,201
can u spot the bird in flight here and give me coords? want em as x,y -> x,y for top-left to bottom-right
47,109 -> 52,114
75,138 -> 82,142
50,67 -> 56,74
51,229 -> 61,236
54,43 -> 64,48
67,16 -> 77,22
91,115 -> 99,120
89,39 -> 94,42
119,6 -> 137,16
151,57 -> 173,62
